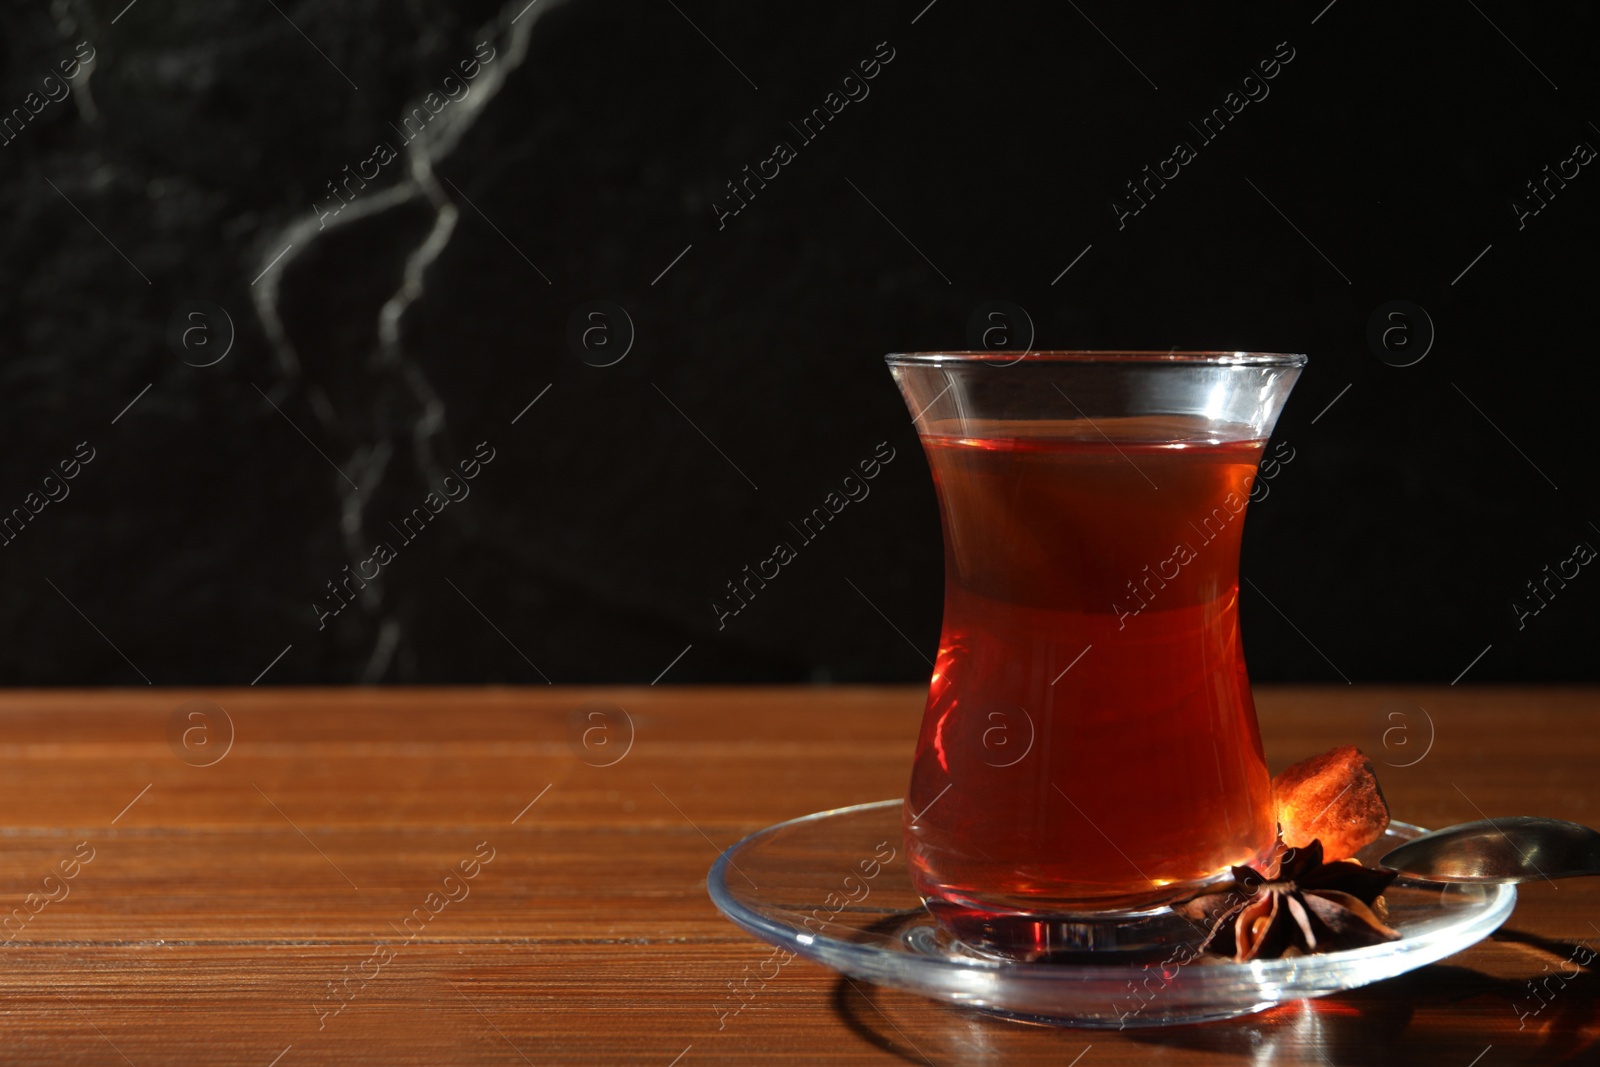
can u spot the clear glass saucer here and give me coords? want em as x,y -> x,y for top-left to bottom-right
707,800 -> 1516,1028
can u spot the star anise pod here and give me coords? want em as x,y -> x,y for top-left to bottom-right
1197,839 -> 1401,962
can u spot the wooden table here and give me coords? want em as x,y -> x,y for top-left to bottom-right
0,686 -> 1594,1065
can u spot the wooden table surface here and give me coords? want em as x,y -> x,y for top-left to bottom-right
0,686 -> 1594,1065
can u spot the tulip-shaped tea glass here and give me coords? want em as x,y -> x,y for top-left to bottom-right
888,351 -> 1306,957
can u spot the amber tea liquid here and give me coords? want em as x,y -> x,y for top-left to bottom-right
904,418 -> 1278,933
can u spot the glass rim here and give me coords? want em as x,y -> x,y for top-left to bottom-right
885,350 -> 1307,367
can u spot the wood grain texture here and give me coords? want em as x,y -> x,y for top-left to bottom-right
0,686 -> 1594,1065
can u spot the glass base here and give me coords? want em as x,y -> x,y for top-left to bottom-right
707,799 -> 1516,1028
924,891 -> 1221,962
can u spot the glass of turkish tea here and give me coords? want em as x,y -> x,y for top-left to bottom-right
887,351 -> 1306,957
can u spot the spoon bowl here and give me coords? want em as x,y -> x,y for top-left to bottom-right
1380,816 -> 1600,883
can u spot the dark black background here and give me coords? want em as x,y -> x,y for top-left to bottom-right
1,0 -> 1594,686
